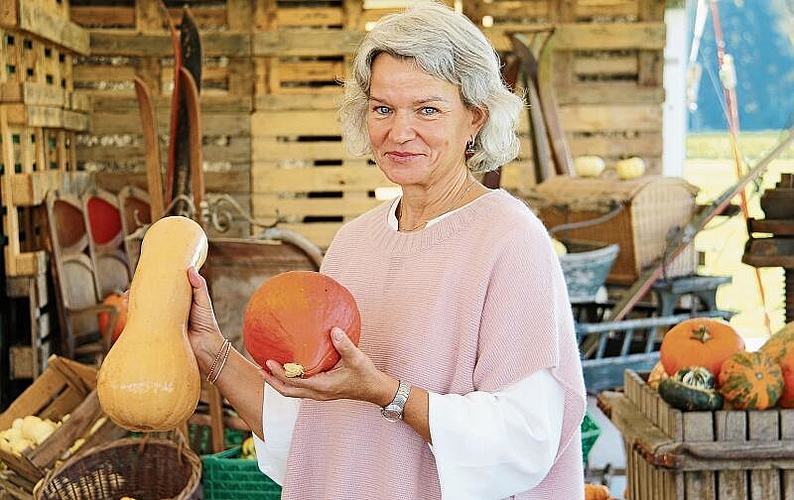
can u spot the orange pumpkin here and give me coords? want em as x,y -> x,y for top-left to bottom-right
584,483 -> 612,500
760,322 -> 794,408
659,318 -> 745,378
243,271 -> 361,378
98,292 -> 128,344
647,360 -> 669,390
717,350 -> 784,410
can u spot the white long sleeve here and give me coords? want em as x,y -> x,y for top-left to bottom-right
253,382 -> 299,485
429,369 -> 564,499
254,368 -> 564,498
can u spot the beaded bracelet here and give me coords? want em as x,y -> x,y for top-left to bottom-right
209,340 -> 233,385
206,338 -> 230,382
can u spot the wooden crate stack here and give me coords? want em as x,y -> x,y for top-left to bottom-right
599,370 -> 794,499
469,0 -> 667,195
69,1 -> 255,236
1,0 -> 91,380
70,0 -> 667,249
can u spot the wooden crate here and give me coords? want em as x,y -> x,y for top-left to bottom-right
5,274 -> 54,381
71,1 -> 252,31
0,356 -> 128,496
468,0 -> 666,191
526,175 -> 699,285
0,0 -> 89,58
69,0 -> 668,246
598,370 -> 794,500
82,94 -> 252,236
0,110 -> 86,277
1,0 -> 91,278
251,94 -> 392,248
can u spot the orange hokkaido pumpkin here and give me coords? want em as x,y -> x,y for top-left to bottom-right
243,270 -> 361,378
659,318 -> 745,378
584,483 -> 612,500
760,321 -> 794,408
98,292 -> 128,344
717,350 -> 784,410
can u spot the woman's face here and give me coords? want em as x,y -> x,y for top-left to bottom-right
366,53 -> 485,189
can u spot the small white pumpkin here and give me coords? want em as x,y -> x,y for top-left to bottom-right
551,238 -> 568,257
573,155 -> 606,177
616,156 -> 646,179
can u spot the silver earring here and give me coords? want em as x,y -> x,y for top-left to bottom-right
465,137 -> 476,157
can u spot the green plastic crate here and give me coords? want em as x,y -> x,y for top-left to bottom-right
188,424 -> 246,456
201,445 -> 282,499
581,412 -> 601,463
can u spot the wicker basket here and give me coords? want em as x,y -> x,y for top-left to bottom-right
34,437 -> 201,500
528,175 -> 699,285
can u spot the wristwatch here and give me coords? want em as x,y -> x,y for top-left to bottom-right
381,380 -> 411,422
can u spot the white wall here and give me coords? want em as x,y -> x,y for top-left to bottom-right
663,7 -> 689,177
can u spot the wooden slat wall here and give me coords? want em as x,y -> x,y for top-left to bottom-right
69,0 -> 667,249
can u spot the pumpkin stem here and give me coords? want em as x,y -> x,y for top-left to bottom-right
690,325 -> 712,343
283,363 -> 305,378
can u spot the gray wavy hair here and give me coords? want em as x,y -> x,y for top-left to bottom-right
339,1 -> 523,173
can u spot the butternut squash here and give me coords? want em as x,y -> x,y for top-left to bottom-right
97,216 -> 208,431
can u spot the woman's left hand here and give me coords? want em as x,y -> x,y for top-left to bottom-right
262,327 -> 394,406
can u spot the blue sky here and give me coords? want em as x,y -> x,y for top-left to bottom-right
687,0 -> 794,131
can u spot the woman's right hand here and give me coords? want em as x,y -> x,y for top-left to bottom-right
186,266 -> 226,373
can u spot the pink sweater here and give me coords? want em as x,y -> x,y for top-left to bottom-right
281,189 -> 586,499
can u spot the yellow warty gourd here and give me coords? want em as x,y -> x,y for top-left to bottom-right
97,216 -> 208,431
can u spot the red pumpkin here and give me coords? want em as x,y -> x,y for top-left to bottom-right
98,292 -> 128,344
717,350 -> 783,410
760,322 -> 794,408
659,318 -> 745,378
243,271 -> 361,378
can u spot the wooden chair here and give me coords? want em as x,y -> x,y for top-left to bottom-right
117,185 -> 152,274
44,190 -> 117,364
83,188 -> 132,298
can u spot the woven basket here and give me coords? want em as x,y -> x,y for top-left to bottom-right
528,175 -> 699,285
34,436 -> 201,500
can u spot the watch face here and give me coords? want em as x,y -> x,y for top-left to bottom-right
381,408 -> 402,422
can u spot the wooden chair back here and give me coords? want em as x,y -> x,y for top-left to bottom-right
83,188 -> 132,298
117,185 -> 152,274
44,190 -> 114,363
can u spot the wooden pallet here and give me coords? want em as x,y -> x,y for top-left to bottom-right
468,0 -> 665,183
250,94 -> 387,247
0,0 -> 88,57
83,94 -> 252,236
598,370 -> 794,500
5,270 -> 53,381
68,0 -> 669,245
0,356 -> 127,496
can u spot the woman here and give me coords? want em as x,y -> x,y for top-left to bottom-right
186,2 -> 586,498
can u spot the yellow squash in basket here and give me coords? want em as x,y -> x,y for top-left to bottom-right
97,216 -> 207,431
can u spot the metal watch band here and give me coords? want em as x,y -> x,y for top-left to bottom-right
381,380 -> 411,422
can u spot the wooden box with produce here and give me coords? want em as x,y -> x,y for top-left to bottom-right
0,356 -> 127,497
598,319 -> 794,500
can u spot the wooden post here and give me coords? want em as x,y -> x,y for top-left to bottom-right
1,105 -> 20,277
